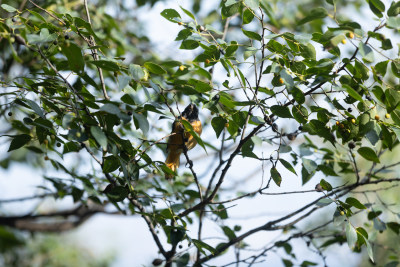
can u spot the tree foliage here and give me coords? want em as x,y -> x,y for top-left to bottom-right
1,0 -> 400,266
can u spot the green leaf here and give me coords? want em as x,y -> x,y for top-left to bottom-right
387,16 -> 400,29
301,166 -> 314,185
251,116 -> 264,124
90,126 -> 107,148
211,116 -> 226,138
63,142 -> 81,154
270,167 -> 282,186
387,1 -> 400,16
387,222 -> 400,235
279,159 -> 297,175
27,28 -> 57,44
175,253 -> 190,267
118,75 -> 130,90
192,239 -> 217,255
282,259 -> 293,267
291,87 -> 305,104
316,198 -> 333,207
26,146 -> 43,154
392,111 -> 400,126
160,9 -> 181,22
222,226 -> 236,241
1,4 -> 17,12
175,28 -> 192,41
280,69 -> 294,89
180,6 -> 195,20
354,60 -> 369,80
368,0 -> 385,17
381,124 -> 393,150
74,17 -> 98,38
242,139 -> 257,158
346,197 -> 366,209
306,119 -> 335,145
244,0 -> 259,10
365,239 -> 374,263
342,84 -> 363,102
391,61 -> 400,78
381,39 -> 392,50
330,34 -> 346,47
225,41 -> 239,57
375,61 -> 388,77
144,62 -> 166,75
373,217 -> 386,231
89,60 -> 120,71
214,204 -> 228,219
320,179 -> 332,191
271,105 -> 293,118
106,186 -> 129,202
300,261 -> 318,267
180,39 -> 199,50
8,134 -> 31,152
102,156 -> 120,173
292,105 -> 308,124
346,222 -> 357,249
359,43 -> 375,63
242,8 -> 254,24
267,39 -> 284,52
121,94 -> 135,105
170,228 -> 185,246
205,24 -> 223,35
357,147 -> 380,163
370,0 -> 385,11
385,88 -> 400,113
132,112 -> 149,135
243,47 -> 258,60
25,99 -> 44,118
294,34 -> 312,45
318,165 -> 338,176
62,42 -> 85,73
188,78 -> 213,93
242,29 -> 262,41
298,7 -> 328,25
129,64 -> 145,81
221,2 -> 241,19
302,158 -> 318,173
357,227 -> 369,240
100,103 -> 120,115
366,130 -> 380,146
300,43 -> 316,60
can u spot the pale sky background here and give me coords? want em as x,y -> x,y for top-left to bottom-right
1,0 -> 396,266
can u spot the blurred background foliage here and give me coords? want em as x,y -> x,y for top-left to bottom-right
0,227 -> 112,267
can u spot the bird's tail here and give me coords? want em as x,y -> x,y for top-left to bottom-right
165,151 -> 181,179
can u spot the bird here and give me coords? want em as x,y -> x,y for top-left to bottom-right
165,103 -> 202,179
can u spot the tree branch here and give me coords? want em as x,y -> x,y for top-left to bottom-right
0,204 -> 107,232
197,177 -> 400,264
83,0 -> 109,100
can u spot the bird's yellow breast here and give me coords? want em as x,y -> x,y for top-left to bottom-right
167,119 -> 202,152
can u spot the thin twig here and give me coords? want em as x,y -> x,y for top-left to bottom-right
0,193 -> 56,203
83,0 -> 109,100
28,0 -> 66,25
130,198 -> 167,257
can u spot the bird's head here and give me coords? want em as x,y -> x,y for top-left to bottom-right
182,103 -> 199,122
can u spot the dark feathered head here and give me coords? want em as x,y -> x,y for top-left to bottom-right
181,103 -> 199,122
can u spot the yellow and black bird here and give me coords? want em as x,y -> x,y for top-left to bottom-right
165,103 -> 202,179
